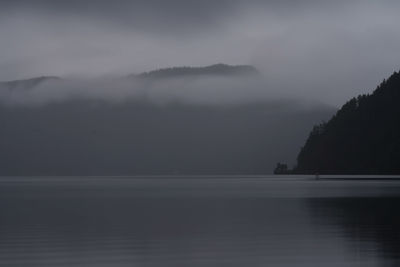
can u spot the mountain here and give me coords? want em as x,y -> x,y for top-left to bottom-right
293,71 -> 400,174
134,64 -> 259,80
0,76 -> 60,91
0,100 -> 333,176
0,65 -> 334,175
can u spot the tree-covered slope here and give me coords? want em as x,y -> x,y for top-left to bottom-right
294,71 -> 400,174
135,64 -> 259,80
0,76 -> 60,91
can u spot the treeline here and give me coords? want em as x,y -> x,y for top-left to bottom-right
276,71 -> 400,174
135,64 -> 258,79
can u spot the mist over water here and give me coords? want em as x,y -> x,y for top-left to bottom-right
0,72 -> 335,175
2,1 -> 400,105
1,1 -> 400,266
0,74 -> 332,107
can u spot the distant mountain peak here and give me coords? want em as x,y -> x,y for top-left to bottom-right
133,64 -> 259,80
0,76 -> 60,91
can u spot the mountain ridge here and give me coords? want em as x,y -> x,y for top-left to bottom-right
0,64 -> 259,86
0,76 -> 60,91
133,64 -> 259,80
291,70 -> 400,174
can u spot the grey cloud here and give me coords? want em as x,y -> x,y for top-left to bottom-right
0,1 -> 379,34
1,0 -> 400,105
0,76 -> 300,107
0,0 -> 238,35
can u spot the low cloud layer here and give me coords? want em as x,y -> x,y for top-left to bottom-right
0,75 -> 317,107
1,1 -> 400,105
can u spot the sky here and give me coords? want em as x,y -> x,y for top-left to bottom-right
1,0 -> 400,105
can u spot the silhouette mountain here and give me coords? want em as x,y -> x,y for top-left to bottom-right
0,76 -> 60,91
0,65 -> 335,175
134,64 -> 259,80
293,71 -> 400,174
0,100 -> 332,175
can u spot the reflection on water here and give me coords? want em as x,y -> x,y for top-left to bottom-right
0,176 -> 399,267
308,198 -> 400,267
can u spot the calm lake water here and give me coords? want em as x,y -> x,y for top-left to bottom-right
0,176 -> 399,267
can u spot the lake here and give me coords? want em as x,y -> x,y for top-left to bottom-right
0,176 -> 399,266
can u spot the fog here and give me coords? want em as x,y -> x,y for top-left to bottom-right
0,100 -> 333,175
1,1 -> 400,105
1,0 -> 398,175
0,74 -> 332,107
0,72 -> 335,175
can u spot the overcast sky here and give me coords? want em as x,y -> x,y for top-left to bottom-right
1,0 -> 400,105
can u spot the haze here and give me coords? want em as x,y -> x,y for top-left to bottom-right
1,0 -> 400,105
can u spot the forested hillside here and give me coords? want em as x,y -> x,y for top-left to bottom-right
294,71 -> 400,174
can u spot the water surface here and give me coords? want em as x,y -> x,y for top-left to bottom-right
0,176 -> 399,266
